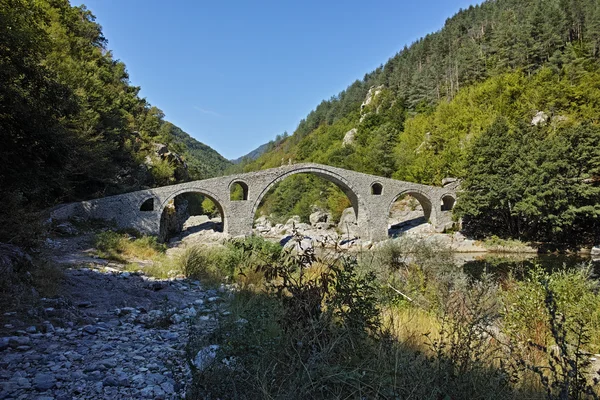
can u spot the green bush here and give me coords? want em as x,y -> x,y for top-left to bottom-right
501,265 -> 600,352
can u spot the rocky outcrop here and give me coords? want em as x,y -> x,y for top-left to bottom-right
442,177 -> 458,186
337,208 -> 360,238
254,216 -> 272,233
145,143 -> 189,181
309,210 -> 330,226
159,197 -> 189,241
0,243 -> 33,276
361,85 -> 384,111
359,85 -> 385,122
342,128 -> 357,147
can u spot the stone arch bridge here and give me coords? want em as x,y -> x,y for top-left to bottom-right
52,163 -> 458,242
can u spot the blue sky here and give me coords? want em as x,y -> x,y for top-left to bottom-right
77,0 -> 481,160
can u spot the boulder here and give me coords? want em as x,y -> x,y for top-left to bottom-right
285,216 -> 301,227
0,243 -> 33,275
254,215 -> 272,232
442,177 -> 458,186
284,237 -> 314,254
531,111 -> 549,126
54,221 -> 79,236
315,222 -> 334,230
255,215 -> 271,226
337,208 -> 359,238
147,143 -> 189,181
338,208 -> 356,225
295,223 -> 311,232
309,210 -> 330,226
153,143 -> 169,156
592,246 -> 600,256
192,345 -> 219,372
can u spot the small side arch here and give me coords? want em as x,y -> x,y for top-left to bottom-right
371,182 -> 383,195
139,197 -> 156,212
440,193 -> 456,211
229,180 -> 249,201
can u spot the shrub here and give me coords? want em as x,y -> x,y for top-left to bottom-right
501,266 -> 600,351
179,245 -> 240,284
509,279 -> 600,399
94,230 -> 166,261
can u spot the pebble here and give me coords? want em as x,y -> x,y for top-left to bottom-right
33,372 -> 56,390
82,325 -> 98,334
0,276 -> 222,400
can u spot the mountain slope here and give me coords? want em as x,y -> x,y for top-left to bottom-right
0,0 -> 230,244
168,123 -> 231,179
244,0 -> 600,244
231,142 -> 271,165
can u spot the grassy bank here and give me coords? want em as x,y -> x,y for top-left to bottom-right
92,230 -> 600,398
178,235 -> 600,399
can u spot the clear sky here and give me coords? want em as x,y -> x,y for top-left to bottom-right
76,0 -> 481,160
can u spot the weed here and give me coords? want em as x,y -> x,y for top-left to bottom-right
94,230 -> 166,261
506,273 -> 600,399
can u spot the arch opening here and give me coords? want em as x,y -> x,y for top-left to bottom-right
230,181 -> 248,201
441,195 -> 455,211
251,170 -> 364,242
371,183 -> 383,195
140,198 -> 154,211
388,192 -> 432,238
159,191 -> 224,242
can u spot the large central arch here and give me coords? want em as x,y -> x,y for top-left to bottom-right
251,166 -> 368,235
387,189 -> 433,223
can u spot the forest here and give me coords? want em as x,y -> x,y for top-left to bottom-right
2,0 -> 600,247
237,0 -> 600,246
0,0 -> 230,245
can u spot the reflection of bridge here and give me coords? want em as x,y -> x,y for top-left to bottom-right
52,163 -> 458,242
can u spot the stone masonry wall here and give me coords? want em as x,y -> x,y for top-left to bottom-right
50,163 -> 457,242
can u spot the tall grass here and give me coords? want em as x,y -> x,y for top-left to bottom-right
185,235 -> 600,399
94,230 -> 166,261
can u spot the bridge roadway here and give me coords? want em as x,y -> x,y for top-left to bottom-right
51,163 -> 458,242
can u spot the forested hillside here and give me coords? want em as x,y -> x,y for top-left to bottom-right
0,0 -> 230,244
242,0 -> 600,245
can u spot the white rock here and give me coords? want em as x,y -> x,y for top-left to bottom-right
338,207 -> 359,238
342,128 -> 357,147
531,111 -> 549,126
285,216 -> 301,227
309,210 -> 330,226
361,85 -> 384,111
192,345 -> 219,371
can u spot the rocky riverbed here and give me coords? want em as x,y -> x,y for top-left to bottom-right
168,205 -> 535,255
0,236 -> 233,400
